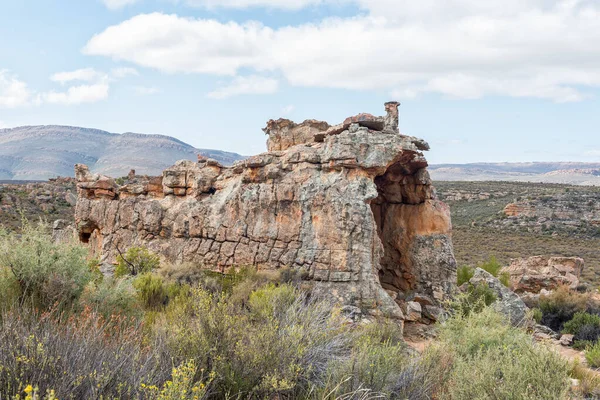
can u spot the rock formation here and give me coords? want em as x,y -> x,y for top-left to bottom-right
501,256 -> 584,293
74,103 -> 457,321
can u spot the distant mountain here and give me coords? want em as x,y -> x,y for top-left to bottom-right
0,125 -> 246,180
430,162 -> 600,186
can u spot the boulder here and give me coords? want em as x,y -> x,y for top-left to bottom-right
469,268 -> 529,326
405,301 -> 422,321
501,256 -> 584,293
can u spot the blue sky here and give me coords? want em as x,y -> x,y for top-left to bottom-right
0,0 -> 599,163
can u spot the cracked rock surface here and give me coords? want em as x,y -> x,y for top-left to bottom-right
75,103 -> 457,321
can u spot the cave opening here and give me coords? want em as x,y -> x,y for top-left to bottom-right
369,160 -> 420,302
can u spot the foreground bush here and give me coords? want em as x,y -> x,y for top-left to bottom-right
0,307 -> 169,399
438,306 -> 571,399
0,222 -> 91,310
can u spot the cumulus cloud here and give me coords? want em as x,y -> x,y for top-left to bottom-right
83,1 -> 600,102
0,70 -> 33,108
111,67 -> 139,78
42,83 -> 110,105
102,0 -> 140,10
183,0 -> 324,10
207,75 -> 279,99
51,68 -> 104,84
133,85 -> 160,95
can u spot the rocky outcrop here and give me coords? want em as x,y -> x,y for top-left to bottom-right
501,256 -> 584,293
74,103 -> 457,321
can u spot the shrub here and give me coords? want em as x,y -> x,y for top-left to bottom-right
451,283 -> 497,317
142,359 -> 213,400
562,311 -> 600,335
586,341 -> 600,368
79,277 -> 140,317
532,308 -> 543,323
479,255 -> 502,277
456,265 -> 474,286
439,306 -> 571,399
133,273 -> 181,310
574,324 -> 600,344
115,246 -> 160,277
159,284 -> 352,397
538,285 -> 589,332
0,221 -> 91,310
0,307 -> 170,399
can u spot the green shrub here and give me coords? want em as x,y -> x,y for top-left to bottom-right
451,283 -> 497,317
562,311 -> 600,335
479,255 -> 503,277
439,306 -> 571,399
538,286 -> 589,331
133,273 -> 180,310
456,265 -> 474,286
142,359 -> 213,400
586,341 -> 600,368
0,222 -> 91,310
79,277 -> 140,317
115,246 -> 160,277
160,284 -> 351,397
532,308 -> 543,323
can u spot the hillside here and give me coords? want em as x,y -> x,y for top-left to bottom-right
430,162 -> 600,185
0,125 -> 245,180
435,181 -> 600,284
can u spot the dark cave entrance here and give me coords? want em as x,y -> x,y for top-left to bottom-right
369,159 -> 422,301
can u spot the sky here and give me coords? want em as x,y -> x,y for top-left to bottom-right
0,0 -> 599,164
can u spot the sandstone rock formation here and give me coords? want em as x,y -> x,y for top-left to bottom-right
74,103 -> 457,321
501,256 -> 584,293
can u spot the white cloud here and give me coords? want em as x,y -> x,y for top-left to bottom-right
51,68 -> 104,84
102,0 -> 140,10
0,70 -> 33,108
83,2 -> 600,102
133,85 -> 160,95
42,83 -> 110,105
183,0 -> 324,10
207,75 -> 278,99
111,67 -> 139,78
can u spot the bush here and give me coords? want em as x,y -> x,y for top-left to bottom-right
115,246 -> 160,277
586,341 -> 600,368
575,324 -> 600,344
0,222 -> 91,310
79,277 -> 140,317
439,306 -> 571,399
456,265 -> 474,286
159,283 -> 352,397
562,311 -> 600,335
479,255 -> 502,277
133,273 -> 181,310
538,285 -> 589,332
451,283 -> 497,317
0,307 -> 170,399
532,308 -> 543,323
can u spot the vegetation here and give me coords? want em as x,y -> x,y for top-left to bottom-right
455,255 -> 510,287
0,222 -> 582,398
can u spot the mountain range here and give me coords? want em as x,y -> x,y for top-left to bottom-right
1,125 -> 599,185
429,162 -> 600,185
0,125 -> 245,180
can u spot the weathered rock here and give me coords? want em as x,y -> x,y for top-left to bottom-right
52,219 -> 76,243
405,301 -> 422,321
560,334 -> 574,346
75,103 -> 457,321
469,268 -> 529,326
533,324 -> 560,340
501,256 -> 584,293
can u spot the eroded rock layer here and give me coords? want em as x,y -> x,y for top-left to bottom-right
75,103 -> 457,319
